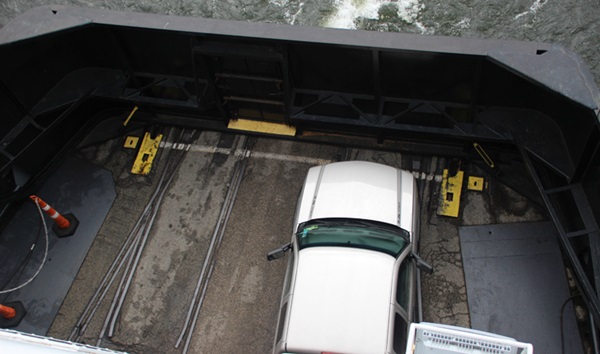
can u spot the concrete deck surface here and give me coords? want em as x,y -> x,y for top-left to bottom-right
0,122 -> 565,353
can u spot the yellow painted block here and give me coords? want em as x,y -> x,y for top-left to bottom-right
228,119 -> 296,136
438,169 -> 464,218
468,176 -> 485,191
131,132 -> 163,175
124,136 -> 139,149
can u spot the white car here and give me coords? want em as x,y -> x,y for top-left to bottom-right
268,160 -> 432,354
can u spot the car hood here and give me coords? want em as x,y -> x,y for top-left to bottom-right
295,161 -> 415,232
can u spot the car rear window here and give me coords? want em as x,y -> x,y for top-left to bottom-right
297,218 -> 409,257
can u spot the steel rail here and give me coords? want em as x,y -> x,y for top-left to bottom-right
68,211 -> 147,341
81,166 -> 164,342
174,155 -> 242,347
181,156 -> 248,354
69,127 -> 182,341
96,226 -> 144,345
75,228 -> 142,342
175,136 -> 249,349
70,188 -> 157,340
105,129 -> 193,339
73,127 -> 193,346
93,180 -> 166,342
181,263 -> 215,354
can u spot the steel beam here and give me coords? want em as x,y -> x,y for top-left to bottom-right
519,145 -> 600,330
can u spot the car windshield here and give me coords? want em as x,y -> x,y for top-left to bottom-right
296,218 -> 410,257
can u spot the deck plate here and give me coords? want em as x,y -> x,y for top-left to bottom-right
459,222 -> 583,354
0,157 -> 115,335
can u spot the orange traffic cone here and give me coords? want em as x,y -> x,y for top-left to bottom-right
30,195 -> 79,237
0,302 -> 26,328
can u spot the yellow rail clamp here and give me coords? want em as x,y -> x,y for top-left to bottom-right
468,176 -> 485,191
131,132 -> 163,175
438,169 -> 464,218
124,136 -> 139,149
228,119 -> 296,136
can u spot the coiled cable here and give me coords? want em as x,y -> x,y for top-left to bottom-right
0,198 -> 49,294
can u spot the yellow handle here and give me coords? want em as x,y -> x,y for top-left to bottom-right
473,142 -> 495,168
123,106 -> 139,126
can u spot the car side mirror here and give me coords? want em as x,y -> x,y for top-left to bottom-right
411,252 -> 433,274
267,242 -> 292,261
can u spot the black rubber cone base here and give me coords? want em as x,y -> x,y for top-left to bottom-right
52,213 -> 79,238
0,301 -> 26,328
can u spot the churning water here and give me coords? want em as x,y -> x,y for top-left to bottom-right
1,0 -> 599,84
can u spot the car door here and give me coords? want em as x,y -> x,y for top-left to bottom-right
272,239 -> 298,354
388,248 -> 415,353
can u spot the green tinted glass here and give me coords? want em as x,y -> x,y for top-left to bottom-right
297,219 -> 409,257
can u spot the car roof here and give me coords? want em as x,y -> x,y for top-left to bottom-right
286,247 -> 395,354
296,161 -> 416,234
